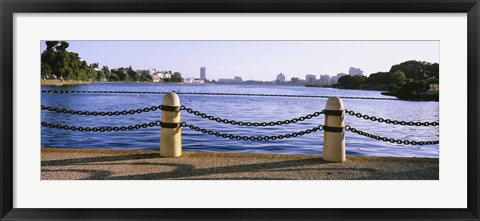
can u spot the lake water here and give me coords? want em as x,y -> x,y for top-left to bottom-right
41,83 -> 439,158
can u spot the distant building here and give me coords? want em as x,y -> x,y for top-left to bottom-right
329,76 -> 338,85
159,71 -> 172,79
305,74 -> 316,83
349,67 -> 363,76
290,77 -> 301,85
184,77 -> 205,84
149,71 -> 172,83
141,69 -> 156,75
330,73 -> 347,85
218,76 -> 243,84
276,72 -> 286,84
150,73 -> 160,82
200,67 -> 206,80
319,74 -> 330,86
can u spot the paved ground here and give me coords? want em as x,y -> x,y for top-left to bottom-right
41,148 -> 439,180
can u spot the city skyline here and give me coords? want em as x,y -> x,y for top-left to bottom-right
40,41 -> 439,81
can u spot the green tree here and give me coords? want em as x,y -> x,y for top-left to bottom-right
109,73 -> 120,81
337,75 -> 367,89
366,72 -> 390,85
45,41 -> 59,51
126,66 -> 138,82
396,80 -> 426,96
112,69 -> 128,81
389,60 -> 438,80
55,41 -> 69,51
41,41 -> 98,81
171,72 -> 183,82
90,62 -> 99,69
41,63 -> 52,78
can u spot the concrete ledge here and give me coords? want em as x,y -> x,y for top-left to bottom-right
41,147 -> 439,180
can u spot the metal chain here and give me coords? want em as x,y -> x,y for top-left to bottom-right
42,90 -> 398,101
41,120 -> 161,132
181,122 -> 324,141
41,104 -> 163,116
345,125 -> 439,145
42,90 -> 169,95
181,106 -> 324,127
176,92 -> 398,100
345,109 -> 439,126
41,120 -> 438,146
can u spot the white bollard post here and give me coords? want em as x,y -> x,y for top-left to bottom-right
322,97 -> 346,162
160,92 -> 182,157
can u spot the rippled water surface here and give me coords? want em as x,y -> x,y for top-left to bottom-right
41,83 -> 439,158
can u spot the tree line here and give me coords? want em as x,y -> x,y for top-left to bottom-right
336,60 -> 439,96
41,41 -> 183,83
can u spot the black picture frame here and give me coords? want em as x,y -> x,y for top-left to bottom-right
1,0 -> 479,220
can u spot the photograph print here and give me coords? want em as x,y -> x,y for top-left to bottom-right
40,40 -> 439,180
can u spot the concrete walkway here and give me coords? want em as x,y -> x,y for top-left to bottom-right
41,148 -> 439,180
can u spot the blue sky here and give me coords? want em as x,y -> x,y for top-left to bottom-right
40,41 -> 439,81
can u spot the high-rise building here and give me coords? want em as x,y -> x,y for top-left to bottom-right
305,74 -> 316,83
319,74 -> 330,86
276,72 -> 286,84
349,67 -> 363,76
290,77 -> 301,85
200,67 -> 206,80
218,76 -> 243,84
332,73 -> 347,84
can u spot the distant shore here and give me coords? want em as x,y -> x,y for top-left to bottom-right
41,80 -> 195,86
96,81 -> 187,84
41,80 -> 95,86
381,91 -> 439,101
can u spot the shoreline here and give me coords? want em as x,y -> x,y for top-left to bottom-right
40,81 -> 389,92
41,147 -> 439,180
41,80 -> 95,86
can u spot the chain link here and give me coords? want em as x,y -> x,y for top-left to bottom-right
41,104 -> 163,116
42,90 -> 169,95
182,122 -> 324,141
41,120 -> 161,132
181,106 -> 324,127
345,125 -> 439,145
345,109 -> 439,126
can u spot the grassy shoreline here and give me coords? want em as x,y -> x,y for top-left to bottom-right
41,80 -> 95,86
41,80 -> 189,86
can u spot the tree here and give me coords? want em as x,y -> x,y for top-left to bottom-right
395,80 -> 426,96
365,72 -> 390,85
109,73 -> 120,82
45,41 -> 59,51
112,69 -> 128,81
90,62 -> 99,69
41,63 -> 52,79
426,63 -> 439,79
126,66 -> 138,82
55,41 -> 69,52
389,60 -> 438,80
337,75 -> 367,89
96,66 -> 110,81
171,72 -> 183,82
41,41 -> 98,81
390,70 -> 406,83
